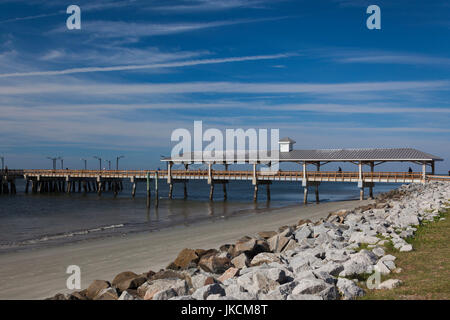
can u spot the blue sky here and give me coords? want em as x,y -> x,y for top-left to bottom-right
0,0 -> 449,171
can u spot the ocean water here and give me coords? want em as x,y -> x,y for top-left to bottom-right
0,179 -> 402,252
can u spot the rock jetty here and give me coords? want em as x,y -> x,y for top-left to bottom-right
49,181 -> 450,300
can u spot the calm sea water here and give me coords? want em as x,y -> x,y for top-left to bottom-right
0,179 -> 402,253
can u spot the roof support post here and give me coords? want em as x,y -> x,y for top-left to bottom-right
422,162 -> 426,183
369,162 -> 374,199
358,161 -> 363,181
167,161 -> 172,184
154,171 -> 159,208
431,161 -> 435,175
208,163 -> 212,184
252,163 -> 257,185
302,161 -> 307,186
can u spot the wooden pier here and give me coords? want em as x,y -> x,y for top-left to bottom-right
1,169 -> 448,207
0,141 -> 446,206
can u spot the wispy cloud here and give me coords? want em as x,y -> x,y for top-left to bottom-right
0,12 -> 63,24
310,47 -> 450,67
153,0 -> 271,12
0,53 -> 292,78
50,16 -> 288,39
337,54 -> 450,66
2,80 -> 447,95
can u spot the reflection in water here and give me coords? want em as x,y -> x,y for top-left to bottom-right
208,201 -> 214,217
0,179 -> 402,252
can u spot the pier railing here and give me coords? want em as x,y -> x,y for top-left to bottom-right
3,169 -> 435,183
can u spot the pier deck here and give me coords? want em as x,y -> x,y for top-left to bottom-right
1,169 -> 448,207
5,169 -> 441,183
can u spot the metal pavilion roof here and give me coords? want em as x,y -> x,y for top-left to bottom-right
162,148 -> 443,163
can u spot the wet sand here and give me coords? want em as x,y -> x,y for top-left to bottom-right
0,199 -> 371,299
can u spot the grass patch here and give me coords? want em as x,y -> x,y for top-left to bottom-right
361,207 -> 450,300
354,243 -> 372,252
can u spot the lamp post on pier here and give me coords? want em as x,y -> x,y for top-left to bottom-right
0,156 -> 4,171
106,160 -> 112,171
116,155 -> 125,170
93,156 -> 102,171
47,156 -> 60,170
60,158 -> 64,170
81,158 -> 87,170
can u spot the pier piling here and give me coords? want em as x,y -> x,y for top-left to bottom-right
154,171 -> 159,208
146,173 -> 151,208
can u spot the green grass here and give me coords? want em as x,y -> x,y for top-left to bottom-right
360,205 -> 450,300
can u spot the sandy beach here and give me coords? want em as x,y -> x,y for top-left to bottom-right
0,199 -> 371,300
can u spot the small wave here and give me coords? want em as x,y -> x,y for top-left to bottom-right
0,224 -> 125,248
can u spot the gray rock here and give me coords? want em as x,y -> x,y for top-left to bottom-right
349,232 -> 379,245
224,284 -> 256,300
287,294 -> 323,300
118,291 -> 139,300
379,254 -> 397,262
250,252 -> 280,266
292,278 -> 329,295
383,260 -> 396,271
207,294 -> 236,300
231,253 -> 249,269
94,287 -> 119,300
372,247 -> 385,257
374,260 -> 391,275
169,295 -> 196,300
289,254 -> 321,273
294,270 -> 317,281
259,281 -> 298,300
294,226 -> 312,241
318,284 -> 339,300
339,250 -> 377,277
377,279 -> 402,290
400,244 -> 413,252
336,278 -> 365,300
192,283 -> 225,300
316,262 -> 344,277
152,288 -> 178,300
313,271 -> 336,285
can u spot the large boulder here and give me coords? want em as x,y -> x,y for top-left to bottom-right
336,278 -> 365,300
168,248 -> 202,270
294,226 -> 312,241
377,279 -> 402,290
236,267 -> 288,295
150,269 -> 188,281
112,271 -> 146,292
258,231 -> 277,239
234,236 -> 257,256
231,253 -> 249,269
339,250 -> 377,277
250,252 -> 281,266
93,287 -> 118,300
267,234 -> 291,253
224,284 -> 257,300
192,283 -> 225,300
218,267 -> 240,283
85,280 -> 111,300
142,279 -> 189,300
198,251 -> 231,273
291,278 -> 330,296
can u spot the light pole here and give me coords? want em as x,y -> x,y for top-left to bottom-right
116,155 -> 125,170
60,158 -> 64,170
0,156 -> 4,171
81,158 -> 87,170
47,156 -> 60,170
106,160 -> 112,171
93,156 -> 102,171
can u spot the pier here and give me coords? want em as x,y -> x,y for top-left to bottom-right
0,139 -> 447,206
